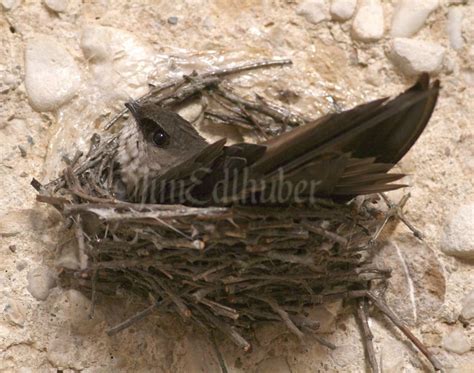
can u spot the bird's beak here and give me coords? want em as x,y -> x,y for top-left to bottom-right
125,101 -> 141,122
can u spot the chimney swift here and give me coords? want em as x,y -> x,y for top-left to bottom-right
116,74 -> 439,206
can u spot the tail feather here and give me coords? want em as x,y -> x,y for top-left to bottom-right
245,74 -> 439,199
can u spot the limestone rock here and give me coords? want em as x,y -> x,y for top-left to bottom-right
380,341 -> 407,372
441,203 -> 474,259
374,235 -> 445,325
47,337 -> 83,370
330,0 -> 357,21
352,0 -> 384,42
44,0 -> 68,13
1,0 -> 21,10
24,36 -> 81,111
442,328 -> 471,354
80,25 -> 155,98
461,290 -> 474,321
54,290 -> 103,334
391,0 -> 439,38
390,37 -> 445,76
447,6 -> 464,50
296,0 -> 330,25
26,265 -> 56,301
3,298 -> 26,327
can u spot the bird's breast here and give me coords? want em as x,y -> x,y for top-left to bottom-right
117,124 -> 161,194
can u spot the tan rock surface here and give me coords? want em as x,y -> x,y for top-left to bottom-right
0,0 -> 473,371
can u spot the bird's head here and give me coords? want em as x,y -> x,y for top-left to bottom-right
116,101 -> 208,198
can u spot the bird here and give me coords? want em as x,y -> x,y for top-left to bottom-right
116,74 -> 439,206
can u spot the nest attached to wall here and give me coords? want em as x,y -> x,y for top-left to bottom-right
34,60 -> 441,371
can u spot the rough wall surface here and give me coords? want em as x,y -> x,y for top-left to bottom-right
0,0 -> 473,371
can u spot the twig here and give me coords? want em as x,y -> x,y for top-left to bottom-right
107,301 -> 162,336
366,292 -> 443,372
379,193 -> 424,240
154,277 -> 192,318
195,305 -> 251,351
204,111 -> 255,130
313,335 -> 337,350
212,333 -> 229,373
252,296 -> 304,341
355,298 -> 379,373
104,59 -> 292,130
74,215 -> 88,270
214,85 -> 305,127
89,269 -> 98,319
238,105 -> 270,140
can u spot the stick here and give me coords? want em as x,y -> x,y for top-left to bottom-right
253,296 -> 304,341
195,305 -> 251,351
104,59 -> 292,130
379,193 -> 424,240
355,298 -> 379,373
107,301 -> 161,336
89,269 -> 98,319
313,335 -> 337,350
214,85 -> 305,127
366,292 -> 443,372
212,333 -> 229,373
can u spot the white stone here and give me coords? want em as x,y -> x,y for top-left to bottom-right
3,298 -> 26,327
296,0 -> 330,25
461,290 -> 474,321
47,338 -> 83,370
447,7 -> 464,50
441,203 -> 474,259
24,35 -> 81,111
80,25 -> 155,98
330,0 -> 357,21
391,0 -> 439,38
26,265 -> 56,301
352,0 -> 384,42
442,329 -> 471,354
390,37 -> 445,76
43,0 -> 67,13
54,290 -> 102,334
1,0 -> 20,10
380,342 -> 406,373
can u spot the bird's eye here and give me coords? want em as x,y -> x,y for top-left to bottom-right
152,128 -> 170,147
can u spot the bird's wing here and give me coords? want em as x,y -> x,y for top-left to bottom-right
222,74 -> 439,203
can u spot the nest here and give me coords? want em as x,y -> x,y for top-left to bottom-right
35,60 -> 441,371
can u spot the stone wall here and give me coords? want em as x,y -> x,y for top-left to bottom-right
0,0 -> 473,371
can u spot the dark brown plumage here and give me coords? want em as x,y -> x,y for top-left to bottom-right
117,74 -> 439,205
